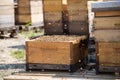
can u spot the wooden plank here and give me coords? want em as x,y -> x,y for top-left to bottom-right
69,21 -> 89,35
4,71 -> 120,80
94,17 -> 120,30
96,42 -> 120,73
0,5 -> 14,15
67,0 -> 87,5
17,15 -> 31,24
95,11 -> 120,17
67,0 -> 87,11
18,7 -> 31,14
43,0 -> 62,12
92,1 -> 120,12
68,10 -> 88,21
99,66 -> 120,72
44,12 -> 62,22
67,4 -> 88,11
44,5 -> 62,12
44,11 -> 63,35
0,0 -> 14,5
97,42 -> 120,66
94,30 -> 120,42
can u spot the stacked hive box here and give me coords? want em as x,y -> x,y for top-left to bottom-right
43,0 -> 63,35
26,35 -> 88,72
30,0 -> 44,26
0,0 -> 15,30
67,0 -> 88,35
17,0 -> 31,24
17,0 -> 43,26
92,1 -> 120,73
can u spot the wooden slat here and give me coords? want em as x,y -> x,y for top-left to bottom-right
18,0 -> 31,24
94,17 -> 120,30
97,42 -> 120,66
43,0 -> 62,12
44,5 -> 62,12
17,15 -> 31,24
94,30 -> 120,42
0,0 -> 13,5
95,11 -> 120,17
44,11 -> 63,35
67,0 -> 87,11
69,21 -> 88,35
67,0 -> 87,5
68,10 -> 88,21
18,7 -> 31,14
44,12 -> 62,22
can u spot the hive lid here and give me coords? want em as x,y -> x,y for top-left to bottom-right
92,1 -> 120,12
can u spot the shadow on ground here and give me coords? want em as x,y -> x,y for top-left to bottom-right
0,63 -> 26,70
8,45 -> 25,50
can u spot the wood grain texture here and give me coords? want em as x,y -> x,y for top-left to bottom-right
43,0 -> 62,12
69,21 -> 88,35
94,30 -> 120,42
96,42 -> 120,66
95,11 -> 120,17
94,17 -> 120,30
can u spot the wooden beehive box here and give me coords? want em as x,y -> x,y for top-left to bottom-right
0,0 -> 15,28
17,0 -> 43,26
26,35 -> 87,71
67,0 -> 88,35
96,42 -> 120,72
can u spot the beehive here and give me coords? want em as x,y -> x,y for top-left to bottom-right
26,35 -> 88,71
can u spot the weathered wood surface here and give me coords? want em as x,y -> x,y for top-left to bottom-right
95,11 -> 120,17
92,1 -> 120,12
67,0 -> 87,10
30,0 -> 43,26
0,0 -> 15,28
96,42 -> 120,67
17,0 -> 31,24
26,35 -> 87,65
94,17 -> 120,29
43,0 -> 62,12
44,11 -> 63,35
68,10 -> 88,21
69,21 -> 89,35
44,12 -> 62,22
4,71 -> 120,80
0,0 -> 14,5
94,30 -> 120,41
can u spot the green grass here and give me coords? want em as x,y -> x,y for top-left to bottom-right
11,50 -> 25,59
20,28 -> 44,39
